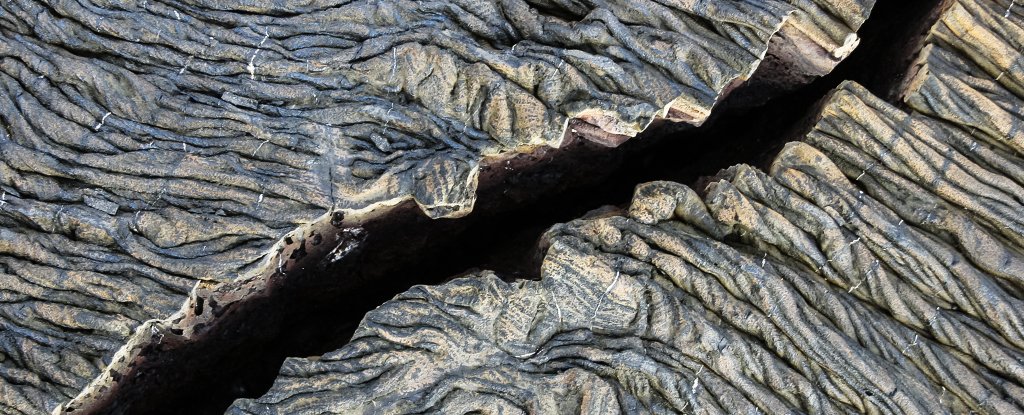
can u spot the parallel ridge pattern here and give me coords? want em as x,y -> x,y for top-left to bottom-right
0,1 -> 873,413
229,2 -> 1024,413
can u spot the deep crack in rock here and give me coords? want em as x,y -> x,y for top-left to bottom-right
229,1 -> 1024,411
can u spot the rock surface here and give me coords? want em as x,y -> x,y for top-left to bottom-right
229,1 -> 1024,412
0,0 -> 874,413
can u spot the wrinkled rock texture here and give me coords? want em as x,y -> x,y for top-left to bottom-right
230,1 -> 1024,413
0,0 -> 874,413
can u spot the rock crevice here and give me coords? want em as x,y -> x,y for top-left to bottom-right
229,1 -> 1024,411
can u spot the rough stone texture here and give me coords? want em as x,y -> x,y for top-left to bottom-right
229,2 -> 1024,411
0,1 -> 875,413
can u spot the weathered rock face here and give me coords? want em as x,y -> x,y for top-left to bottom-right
228,1 -> 1024,412
0,0 -> 876,413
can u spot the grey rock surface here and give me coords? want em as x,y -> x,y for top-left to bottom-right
0,0 -> 873,413
230,1 -> 1024,412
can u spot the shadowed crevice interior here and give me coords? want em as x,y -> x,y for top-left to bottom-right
60,0 -> 943,413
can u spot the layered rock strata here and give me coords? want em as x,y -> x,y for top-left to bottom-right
0,0 -> 874,413
230,1 -> 1024,412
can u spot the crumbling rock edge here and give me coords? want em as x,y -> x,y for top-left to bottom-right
227,0 -> 1024,411
409,2 -> 872,220
52,4 -> 875,413
230,77 -> 1024,413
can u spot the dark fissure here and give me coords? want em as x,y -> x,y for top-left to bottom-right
74,1 -> 946,414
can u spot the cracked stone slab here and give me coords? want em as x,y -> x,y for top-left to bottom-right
228,4 -> 1024,408
0,1 -> 875,413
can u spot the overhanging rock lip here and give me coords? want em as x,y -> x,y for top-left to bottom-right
53,205 -> 376,414
231,73 -> 1024,413
388,1 -> 875,220
54,2 -> 876,413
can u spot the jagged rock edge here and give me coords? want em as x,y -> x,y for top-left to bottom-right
53,9 -> 865,414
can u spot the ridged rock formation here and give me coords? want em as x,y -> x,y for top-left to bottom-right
0,1 -> 875,413
229,1 -> 1024,412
